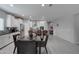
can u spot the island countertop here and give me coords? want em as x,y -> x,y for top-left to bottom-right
0,31 -> 20,36
0,31 -> 20,49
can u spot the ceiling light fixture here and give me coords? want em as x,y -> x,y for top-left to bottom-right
22,14 -> 24,16
29,16 -> 32,20
42,4 -> 44,6
10,4 -> 14,7
30,16 -> 31,18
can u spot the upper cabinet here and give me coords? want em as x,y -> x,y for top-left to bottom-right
6,15 -> 23,27
6,15 -> 14,27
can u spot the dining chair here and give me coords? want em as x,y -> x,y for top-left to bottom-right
16,40 -> 37,54
36,30 -> 40,36
36,35 -> 49,54
13,34 -> 20,54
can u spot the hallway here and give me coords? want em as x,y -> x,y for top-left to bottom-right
47,35 -> 79,54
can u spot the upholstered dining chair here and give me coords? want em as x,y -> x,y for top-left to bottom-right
36,35 -> 49,54
13,34 -> 20,54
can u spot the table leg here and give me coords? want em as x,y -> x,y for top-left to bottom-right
39,46 -> 41,54
36,42 -> 37,54
39,42 -> 41,54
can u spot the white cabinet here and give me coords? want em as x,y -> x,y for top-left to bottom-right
0,32 -> 20,54
0,42 -> 14,54
6,15 -> 12,27
6,15 -> 23,27
6,15 -> 15,27
0,32 -> 20,48
0,34 -> 13,48
17,19 -> 23,31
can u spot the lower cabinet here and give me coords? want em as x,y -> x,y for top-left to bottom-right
0,34 -> 13,48
0,43 -> 14,54
0,32 -> 20,54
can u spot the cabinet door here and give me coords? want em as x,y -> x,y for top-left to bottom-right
0,34 -> 10,48
6,15 -> 12,27
0,35 -> 5,48
0,34 -> 14,47
11,16 -> 17,27
0,34 -> 14,54
6,15 -> 17,27
0,35 -> 14,54
0,42 -> 14,54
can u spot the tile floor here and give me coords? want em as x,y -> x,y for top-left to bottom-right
1,35 -> 79,54
47,35 -> 79,54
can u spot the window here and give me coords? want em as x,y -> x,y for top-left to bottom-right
0,18 -> 4,31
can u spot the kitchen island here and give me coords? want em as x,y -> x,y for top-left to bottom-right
0,31 -> 20,50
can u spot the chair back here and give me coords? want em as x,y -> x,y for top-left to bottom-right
13,34 -> 20,45
43,30 -> 48,36
44,35 -> 49,46
37,30 -> 41,36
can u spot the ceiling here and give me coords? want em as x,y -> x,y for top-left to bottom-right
0,4 -> 79,21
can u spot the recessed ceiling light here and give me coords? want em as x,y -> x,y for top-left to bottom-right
10,4 -> 14,7
30,16 -> 31,18
29,16 -> 32,20
42,4 -> 44,6
22,14 -> 24,16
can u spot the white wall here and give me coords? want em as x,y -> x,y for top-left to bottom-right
54,14 -> 75,43
74,13 -> 79,44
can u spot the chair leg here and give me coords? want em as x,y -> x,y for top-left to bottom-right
36,46 -> 38,54
13,46 -> 16,54
39,46 -> 41,54
45,46 -> 48,54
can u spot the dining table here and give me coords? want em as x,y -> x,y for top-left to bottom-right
16,36 -> 42,54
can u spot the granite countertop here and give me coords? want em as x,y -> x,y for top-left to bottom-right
0,31 -> 19,36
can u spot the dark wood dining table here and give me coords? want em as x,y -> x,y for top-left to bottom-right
16,36 -> 42,54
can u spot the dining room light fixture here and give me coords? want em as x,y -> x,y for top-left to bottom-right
42,4 -> 44,6
10,4 -> 14,7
